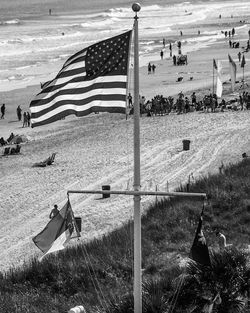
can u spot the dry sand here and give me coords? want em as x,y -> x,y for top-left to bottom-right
0,14 -> 250,272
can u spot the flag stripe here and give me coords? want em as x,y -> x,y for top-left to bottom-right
31,105 -> 125,127
32,94 -> 126,118
32,76 -> 127,103
30,30 -> 132,127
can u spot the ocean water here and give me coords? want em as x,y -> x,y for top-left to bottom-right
0,0 -> 249,92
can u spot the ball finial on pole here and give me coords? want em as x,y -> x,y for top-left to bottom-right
132,3 -> 141,13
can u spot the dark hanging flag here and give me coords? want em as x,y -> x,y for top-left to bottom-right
190,214 -> 211,266
241,54 -> 246,68
213,59 -> 217,70
30,30 -> 132,127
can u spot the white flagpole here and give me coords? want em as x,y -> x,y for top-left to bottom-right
132,3 -> 142,313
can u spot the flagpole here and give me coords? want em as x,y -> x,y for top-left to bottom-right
243,65 -> 245,92
212,60 -> 215,95
132,3 -> 142,313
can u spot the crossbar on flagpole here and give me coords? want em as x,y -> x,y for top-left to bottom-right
67,189 -> 207,198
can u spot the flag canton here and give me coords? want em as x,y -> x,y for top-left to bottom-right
85,31 -> 131,78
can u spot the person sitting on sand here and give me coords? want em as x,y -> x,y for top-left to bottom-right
49,204 -> 59,219
0,137 -> 7,146
7,132 -> 14,143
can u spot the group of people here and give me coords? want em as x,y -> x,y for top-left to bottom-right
0,132 -> 15,146
0,104 -> 31,127
222,27 -> 236,38
16,105 -> 31,127
128,91 -> 250,116
147,62 -> 156,74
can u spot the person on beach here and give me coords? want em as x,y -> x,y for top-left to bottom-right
238,51 -> 241,62
1,103 -> 5,119
23,112 -> 28,127
229,39 -> 232,48
148,62 -> 152,74
0,137 -> 7,146
152,64 -> 156,74
177,41 -> 182,55
180,30 -> 183,36
169,42 -> 172,57
17,105 -> 22,121
127,93 -> 133,108
49,204 -> 59,219
1,104 -> 5,119
160,50 -> 164,60
163,38 -> 165,47
173,55 -> 176,66
27,112 -> 31,127
7,132 -> 14,143
232,27 -> 235,36
191,92 -> 197,106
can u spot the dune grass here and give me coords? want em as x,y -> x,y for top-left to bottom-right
0,158 -> 249,312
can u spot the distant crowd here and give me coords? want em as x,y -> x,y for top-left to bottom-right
128,91 -> 250,116
1,104 -> 31,127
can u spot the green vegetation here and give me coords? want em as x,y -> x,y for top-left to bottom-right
0,159 -> 250,312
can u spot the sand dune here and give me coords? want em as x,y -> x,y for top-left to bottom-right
0,110 -> 249,271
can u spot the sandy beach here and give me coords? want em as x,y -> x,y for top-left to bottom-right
0,4 -> 250,271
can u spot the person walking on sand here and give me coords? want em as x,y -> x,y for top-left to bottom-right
160,50 -> 164,60
27,112 -> 31,127
169,42 -> 172,57
49,204 -> 59,219
163,38 -> 165,47
173,55 -> 177,66
148,62 -> 152,74
23,112 -> 28,127
152,64 -> 156,74
1,103 -> 5,119
17,105 -> 22,121
127,93 -> 133,108
238,51 -> 241,63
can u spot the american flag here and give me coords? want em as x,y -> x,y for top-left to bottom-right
30,30 -> 132,127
